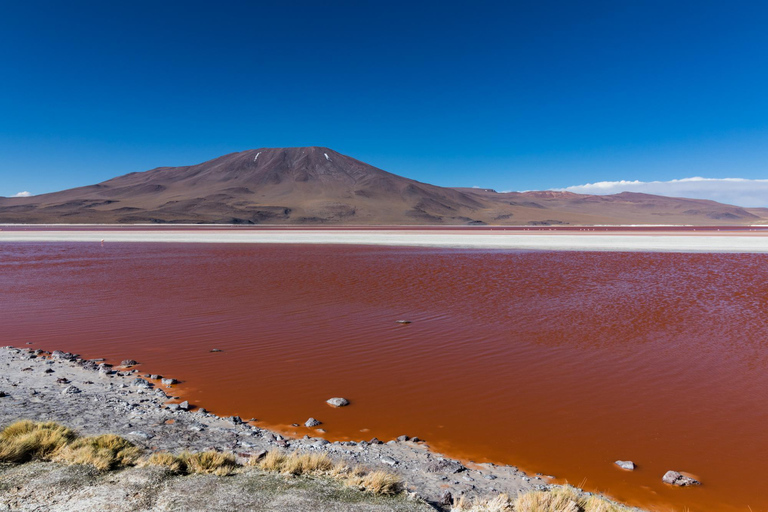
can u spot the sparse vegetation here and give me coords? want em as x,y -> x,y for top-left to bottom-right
0,420 -> 76,463
451,485 -> 642,512
252,449 -> 404,496
181,450 -> 238,476
140,451 -> 187,474
53,434 -> 142,470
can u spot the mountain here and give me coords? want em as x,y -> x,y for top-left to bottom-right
1,147 -> 766,225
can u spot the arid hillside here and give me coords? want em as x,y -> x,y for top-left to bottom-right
1,147 -> 765,225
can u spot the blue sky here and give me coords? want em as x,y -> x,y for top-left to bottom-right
1,1 -> 767,205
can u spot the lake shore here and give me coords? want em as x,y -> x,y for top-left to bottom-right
3,227 -> 768,252
0,345 -> 565,510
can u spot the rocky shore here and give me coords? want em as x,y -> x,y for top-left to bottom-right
0,345 -> 557,510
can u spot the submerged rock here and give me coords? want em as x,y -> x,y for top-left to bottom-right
615,460 -> 635,471
326,397 -> 350,407
305,418 -> 322,427
662,470 -> 701,486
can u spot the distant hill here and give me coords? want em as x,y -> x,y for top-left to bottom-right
1,147 -> 765,225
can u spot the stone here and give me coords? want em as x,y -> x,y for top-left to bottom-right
179,400 -> 190,411
615,460 -> 635,471
161,378 -> 177,387
62,385 -> 81,395
380,455 -> 397,466
395,320 -> 412,324
230,416 -> 243,424
438,491 -> 453,507
426,459 -> 466,474
44,368 -> 54,374
369,437 -> 383,445
131,378 -> 152,389
252,449 -> 268,461
56,377 -> 70,384
397,435 -> 409,442
662,470 -> 701,486
129,431 -> 153,440
326,397 -> 350,407
150,374 -> 160,380
121,359 -> 139,367
0,391 -> 6,397
305,417 -> 322,427
210,348 -> 223,352
167,404 -> 180,411
51,350 -> 72,360
197,408 -> 208,414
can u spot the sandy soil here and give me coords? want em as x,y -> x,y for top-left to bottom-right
3,228 -> 768,252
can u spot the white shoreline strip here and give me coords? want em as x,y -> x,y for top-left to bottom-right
3,230 -> 768,252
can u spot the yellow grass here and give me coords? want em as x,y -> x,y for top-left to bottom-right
254,449 -> 403,496
53,434 -> 142,470
252,450 -> 332,475
181,450 -> 237,476
354,470 -> 404,496
140,452 -> 187,474
0,420 -> 76,463
452,485 -> 642,512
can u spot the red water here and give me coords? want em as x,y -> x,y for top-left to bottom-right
2,242 -> 767,511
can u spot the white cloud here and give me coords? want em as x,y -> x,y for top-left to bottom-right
13,191 -> 32,197
556,178 -> 768,208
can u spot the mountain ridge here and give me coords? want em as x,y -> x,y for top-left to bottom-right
1,147 -> 766,225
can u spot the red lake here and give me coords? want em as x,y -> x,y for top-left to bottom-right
2,241 -> 767,511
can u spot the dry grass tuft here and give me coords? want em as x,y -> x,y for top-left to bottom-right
140,451 -> 188,474
353,470 -> 404,496
54,434 -> 142,470
254,450 -> 403,496
254,449 -> 287,471
253,450 -> 332,476
451,485 -> 641,512
0,420 -> 76,463
181,450 -> 237,476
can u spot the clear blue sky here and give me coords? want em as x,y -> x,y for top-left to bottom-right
1,1 -> 767,202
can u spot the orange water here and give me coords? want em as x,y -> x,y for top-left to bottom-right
2,242 -> 767,511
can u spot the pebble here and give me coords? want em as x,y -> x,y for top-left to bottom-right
662,470 -> 701,486
179,401 -> 190,411
380,455 -> 397,466
305,418 -> 322,427
615,460 -> 635,471
326,397 -> 350,407
161,378 -> 177,387
121,359 -> 139,367
61,385 -> 81,395
395,320 -> 412,324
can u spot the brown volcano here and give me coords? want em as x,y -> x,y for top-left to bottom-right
1,147 -> 766,225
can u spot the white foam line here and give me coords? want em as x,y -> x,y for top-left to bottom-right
3,230 -> 768,253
